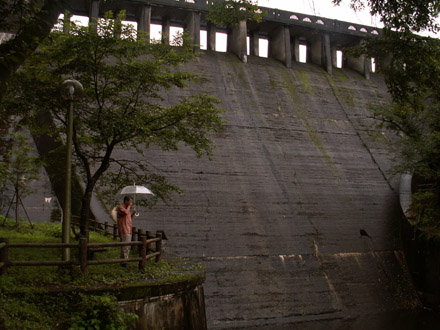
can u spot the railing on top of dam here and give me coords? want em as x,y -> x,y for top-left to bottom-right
1,0 -> 384,78
119,0 -> 380,36
66,0 -> 382,78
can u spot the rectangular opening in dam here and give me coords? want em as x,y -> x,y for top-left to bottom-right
200,30 -> 207,50
150,24 -> 162,42
299,44 -> 307,63
170,26 -> 184,46
259,38 -> 268,57
54,14 -> 88,30
216,32 -> 228,52
337,50 -> 343,68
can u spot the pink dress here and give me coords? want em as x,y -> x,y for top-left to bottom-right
117,204 -> 132,235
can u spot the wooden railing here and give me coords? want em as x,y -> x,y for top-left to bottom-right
71,215 -> 120,240
0,231 -> 163,275
71,215 -> 154,242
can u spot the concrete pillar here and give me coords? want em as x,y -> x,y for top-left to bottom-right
269,26 -> 292,68
311,36 -> 323,67
331,45 -> 338,68
89,0 -> 100,29
207,22 -> 216,51
293,37 -> 300,62
185,11 -> 201,52
250,30 -> 259,56
346,52 -> 370,79
324,34 -> 332,74
364,57 -> 371,80
162,17 -> 170,44
137,5 -> 151,42
228,20 -> 247,62
63,10 -> 72,33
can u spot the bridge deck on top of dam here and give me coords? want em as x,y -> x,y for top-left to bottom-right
66,0 -> 380,76
116,51 -> 419,329
70,0 -> 380,35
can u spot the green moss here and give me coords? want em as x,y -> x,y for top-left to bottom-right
332,69 -> 349,84
295,70 -> 313,95
274,67 -> 338,174
326,73 -> 356,107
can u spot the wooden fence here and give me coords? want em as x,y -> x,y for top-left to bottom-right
0,231 -> 163,275
71,215 -> 155,243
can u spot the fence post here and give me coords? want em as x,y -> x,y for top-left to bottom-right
113,225 -> 118,240
79,237 -> 88,273
155,232 -> 162,263
104,222 -> 109,235
93,218 -> 97,232
137,230 -> 144,255
139,236 -> 147,271
132,227 -> 137,241
146,230 -> 153,254
0,238 -> 9,275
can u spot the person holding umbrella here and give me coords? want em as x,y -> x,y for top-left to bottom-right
117,196 -> 136,266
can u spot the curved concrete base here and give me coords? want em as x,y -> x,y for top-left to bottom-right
117,276 -> 207,330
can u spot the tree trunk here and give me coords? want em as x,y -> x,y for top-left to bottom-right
79,187 -> 93,238
15,187 -> 19,226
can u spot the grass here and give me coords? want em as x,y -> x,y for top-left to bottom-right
0,216 -> 204,329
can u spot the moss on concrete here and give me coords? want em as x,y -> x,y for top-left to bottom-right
275,67 -> 339,175
295,70 -> 313,96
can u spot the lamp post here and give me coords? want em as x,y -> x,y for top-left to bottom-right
62,79 -> 83,262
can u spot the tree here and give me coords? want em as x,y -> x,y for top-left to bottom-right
2,12 -> 224,237
333,0 -> 440,33
0,132 -> 41,225
0,0 -> 71,99
206,0 -> 265,27
333,0 -> 440,238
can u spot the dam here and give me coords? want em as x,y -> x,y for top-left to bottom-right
138,52 -> 419,329
3,0 -> 424,328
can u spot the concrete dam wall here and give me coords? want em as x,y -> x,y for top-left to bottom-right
123,51 -> 420,328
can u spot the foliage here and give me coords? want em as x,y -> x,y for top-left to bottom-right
68,294 -> 138,330
332,0 -> 440,33
0,219 -> 204,328
410,190 -> 440,240
1,290 -> 137,330
0,132 -> 42,224
206,0 -> 265,27
334,0 -> 440,237
2,11 -> 224,236
0,0 -> 71,99
0,132 -> 42,198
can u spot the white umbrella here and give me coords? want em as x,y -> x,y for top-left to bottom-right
118,184 -> 154,216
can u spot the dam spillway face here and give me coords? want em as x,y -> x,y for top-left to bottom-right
135,53 -> 420,328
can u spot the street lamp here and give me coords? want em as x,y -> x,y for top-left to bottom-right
62,79 -> 83,262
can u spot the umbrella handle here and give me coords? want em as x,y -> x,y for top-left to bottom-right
133,199 -> 139,217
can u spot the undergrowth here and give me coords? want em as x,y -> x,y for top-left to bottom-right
0,216 -> 204,329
